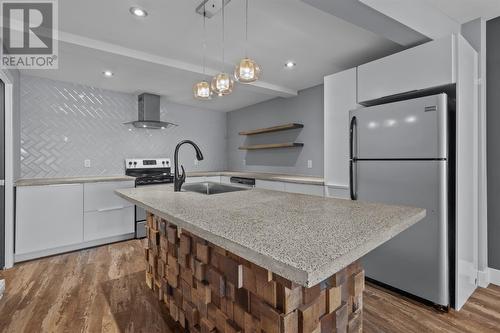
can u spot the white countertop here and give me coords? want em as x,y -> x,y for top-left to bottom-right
16,176 -> 135,187
116,184 -> 425,287
187,171 -> 324,185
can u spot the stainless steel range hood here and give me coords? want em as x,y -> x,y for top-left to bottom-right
124,93 -> 178,129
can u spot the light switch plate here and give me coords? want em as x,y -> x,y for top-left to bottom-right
84,159 -> 91,168
307,160 -> 313,169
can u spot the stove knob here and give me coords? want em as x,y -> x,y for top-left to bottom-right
162,161 -> 165,165
133,161 -> 137,166
128,161 -> 132,166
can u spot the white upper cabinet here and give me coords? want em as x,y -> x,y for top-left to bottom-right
324,68 -> 358,193
357,35 -> 457,103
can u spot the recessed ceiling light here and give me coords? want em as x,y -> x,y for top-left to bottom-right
130,6 -> 147,17
103,70 -> 114,78
285,61 -> 296,69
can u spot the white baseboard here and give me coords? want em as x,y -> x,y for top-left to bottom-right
14,233 -> 134,263
489,267 -> 500,287
478,269 -> 490,288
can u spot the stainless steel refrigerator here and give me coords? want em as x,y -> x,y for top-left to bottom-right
349,93 -> 450,307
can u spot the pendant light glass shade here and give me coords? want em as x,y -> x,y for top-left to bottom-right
234,57 -> 261,83
193,80 -> 212,100
211,73 -> 234,96
235,0 -> 261,84
211,0 -> 233,97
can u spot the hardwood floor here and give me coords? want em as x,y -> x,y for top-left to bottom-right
1,240 -> 499,333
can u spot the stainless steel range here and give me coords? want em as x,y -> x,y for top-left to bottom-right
125,158 -> 173,238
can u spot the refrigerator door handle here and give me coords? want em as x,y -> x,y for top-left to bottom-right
349,116 -> 357,200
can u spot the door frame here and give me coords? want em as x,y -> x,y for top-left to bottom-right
0,69 -> 14,269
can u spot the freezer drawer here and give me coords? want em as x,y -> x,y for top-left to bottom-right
356,160 -> 449,306
350,94 -> 448,159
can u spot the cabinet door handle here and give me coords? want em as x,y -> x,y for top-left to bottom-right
97,206 -> 126,212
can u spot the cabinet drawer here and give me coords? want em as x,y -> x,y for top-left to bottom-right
16,184 -> 83,255
84,206 -> 134,241
84,181 -> 134,212
284,183 -> 324,197
255,180 -> 285,191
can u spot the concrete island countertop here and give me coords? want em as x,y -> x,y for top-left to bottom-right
116,184 -> 425,287
16,175 -> 135,186
186,171 -> 324,185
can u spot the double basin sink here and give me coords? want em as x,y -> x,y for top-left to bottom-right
182,182 -> 250,195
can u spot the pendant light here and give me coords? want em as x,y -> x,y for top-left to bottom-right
234,0 -> 261,83
211,0 -> 234,96
193,5 -> 213,100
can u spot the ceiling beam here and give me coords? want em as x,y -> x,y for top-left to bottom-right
359,0 -> 461,40
301,0 -> 429,47
57,31 -> 298,98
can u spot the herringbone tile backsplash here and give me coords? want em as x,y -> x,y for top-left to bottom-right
20,75 -> 227,178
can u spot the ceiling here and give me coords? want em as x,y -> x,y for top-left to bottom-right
23,0 -> 401,112
22,0 -> 500,112
428,0 -> 500,23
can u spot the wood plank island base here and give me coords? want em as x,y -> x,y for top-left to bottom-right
144,212 -> 365,333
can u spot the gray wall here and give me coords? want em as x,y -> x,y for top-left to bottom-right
487,17 -> 500,270
20,75 -> 227,178
227,85 -> 323,176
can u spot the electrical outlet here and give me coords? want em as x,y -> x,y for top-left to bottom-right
84,159 -> 91,168
194,159 -> 199,166
307,160 -> 313,169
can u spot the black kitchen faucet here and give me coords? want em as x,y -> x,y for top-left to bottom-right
173,140 -> 204,192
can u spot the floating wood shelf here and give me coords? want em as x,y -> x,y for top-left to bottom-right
239,142 -> 304,150
239,123 -> 304,136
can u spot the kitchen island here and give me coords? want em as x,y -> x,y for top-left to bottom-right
116,184 -> 425,333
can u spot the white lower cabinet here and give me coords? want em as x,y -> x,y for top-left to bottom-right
84,181 -> 134,212
186,176 -> 221,183
255,180 -> 286,191
284,183 -> 324,197
220,176 -> 231,184
83,181 -> 134,241
15,180 -> 135,262
16,184 -> 84,257
324,185 -> 350,199
84,207 -> 134,241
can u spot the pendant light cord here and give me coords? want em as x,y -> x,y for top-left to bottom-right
222,0 -> 225,69
245,0 -> 248,57
202,4 -> 206,75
